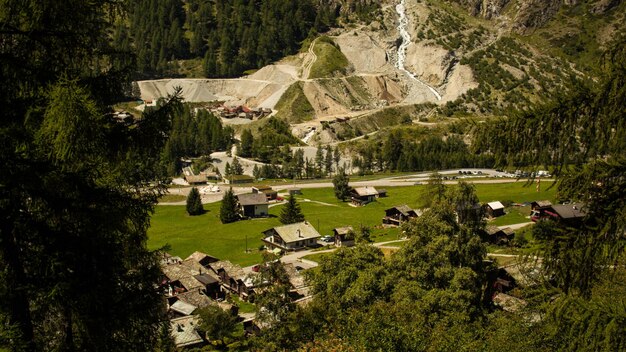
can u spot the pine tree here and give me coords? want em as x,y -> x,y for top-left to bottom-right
231,157 -> 244,175
186,187 -> 204,215
332,167 -> 351,201
220,188 -> 240,224
240,129 -> 254,157
280,195 -> 305,224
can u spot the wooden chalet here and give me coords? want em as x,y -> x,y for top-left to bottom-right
486,201 -> 505,218
485,225 -> 515,245
333,226 -> 355,247
236,193 -> 269,218
208,260 -> 255,300
161,258 -> 222,299
546,203 -> 587,227
252,185 -> 278,201
383,205 -> 420,226
262,221 -> 321,252
185,174 -> 208,185
350,187 -> 379,206
530,200 -> 553,221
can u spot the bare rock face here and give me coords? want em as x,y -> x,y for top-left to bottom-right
334,31 -> 390,73
590,0 -> 622,14
404,43 -> 454,87
512,0 -> 562,34
451,0 -> 511,19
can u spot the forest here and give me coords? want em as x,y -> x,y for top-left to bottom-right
117,0 -> 347,78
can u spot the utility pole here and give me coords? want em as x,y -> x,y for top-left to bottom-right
245,234 -> 248,253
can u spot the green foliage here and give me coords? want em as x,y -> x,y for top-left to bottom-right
279,196 -> 305,224
230,157 -> 244,176
186,187 -> 204,215
220,188 -> 240,224
0,0 -> 180,349
309,36 -> 351,79
197,305 -> 238,345
274,82 -> 315,123
239,129 -> 254,158
332,168 -> 351,201
161,105 -> 233,175
250,117 -> 300,163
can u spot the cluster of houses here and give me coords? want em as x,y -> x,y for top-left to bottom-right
161,247 -> 311,349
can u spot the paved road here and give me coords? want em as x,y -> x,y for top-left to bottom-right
161,168 -> 552,205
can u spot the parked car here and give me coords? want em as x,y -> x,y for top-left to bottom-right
321,235 -> 333,243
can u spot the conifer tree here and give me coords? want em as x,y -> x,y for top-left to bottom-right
280,195 -> 305,224
240,129 -> 254,157
332,167 -> 351,201
231,157 -> 244,175
220,188 -> 239,224
186,187 -> 204,215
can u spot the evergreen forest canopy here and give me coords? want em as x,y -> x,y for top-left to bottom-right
0,0 -> 179,350
117,0 -> 359,78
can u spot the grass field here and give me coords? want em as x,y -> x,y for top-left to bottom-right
148,181 -> 557,266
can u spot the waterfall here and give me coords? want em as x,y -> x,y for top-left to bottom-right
395,0 -> 442,101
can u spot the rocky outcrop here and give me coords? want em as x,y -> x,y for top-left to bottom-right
590,0 -> 622,14
451,0 -> 511,19
512,0 -> 562,34
404,43 -> 455,87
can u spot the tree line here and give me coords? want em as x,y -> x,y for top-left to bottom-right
351,131 -> 495,174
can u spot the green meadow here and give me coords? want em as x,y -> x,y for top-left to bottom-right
148,181 -> 557,266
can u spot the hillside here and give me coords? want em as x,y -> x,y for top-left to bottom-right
134,0 -> 625,145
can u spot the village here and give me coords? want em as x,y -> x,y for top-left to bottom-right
157,176 -> 586,349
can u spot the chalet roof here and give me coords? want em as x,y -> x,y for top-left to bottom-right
227,175 -> 254,181
333,226 -> 354,236
386,204 -> 415,217
377,189 -> 387,194
501,227 -> 515,236
502,261 -> 544,287
532,200 -> 552,208
485,225 -> 501,236
209,260 -> 246,281
263,222 -> 321,244
551,204 -> 587,219
237,193 -> 268,206
185,175 -> 207,184
283,263 -> 306,289
186,251 -> 219,266
352,187 -> 379,197
193,273 -> 219,285
170,316 -> 203,348
175,290 -> 213,309
162,258 -> 219,291
487,201 -> 505,210
170,300 -> 197,316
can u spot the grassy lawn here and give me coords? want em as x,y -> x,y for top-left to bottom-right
230,294 -> 256,314
148,182 -> 557,266
158,194 -> 187,203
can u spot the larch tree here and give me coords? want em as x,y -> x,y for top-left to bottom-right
0,0 -> 180,350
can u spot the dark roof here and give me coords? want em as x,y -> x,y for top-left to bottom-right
386,204 -> 414,216
551,204 -> 586,219
193,273 -> 219,285
253,185 -> 273,191
237,193 -> 268,206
